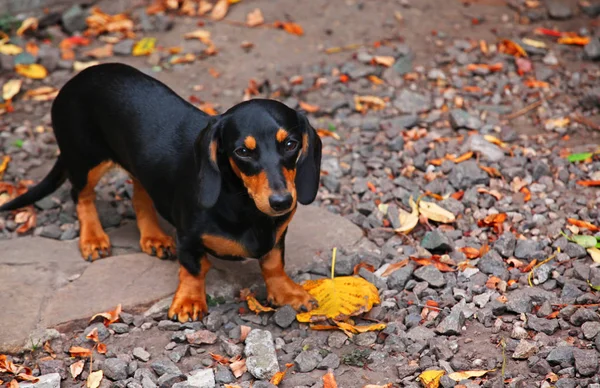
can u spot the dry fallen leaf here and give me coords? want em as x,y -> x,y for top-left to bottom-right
298,101 -> 320,113
22,87 -> 58,101
354,95 -> 386,113
567,218 -> 599,232
372,55 -> 395,67
211,0 -> 229,20
296,276 -> 380,323
69,360 -> 85,379
229,359 -> 246,378
269,363 -> 293,386
84,44 -> 113,58
381,259 -> 409,277
418,370 -> 445,388
15,207 -> 36,234
334,321 -> 386,335
395,196 -> 419,234
8,380 -> 18,388
90,304 -> 121,326
3,79 -> 22,101
273,21 -> 304,36
86,370 -> 103,388
239,325 -> 251,341
577,180 -> 600,187
448,369 -> 495,381
69,346 -> 93,358
73,61 -> 100,72
14,64 -> 47,79
419,201 -> 455,223
588,247 -> 600,264
459,247 -> 480,259
17,17 -> 38,36
363,385 -> 393,388
558,36 -> 590,46
246,8 -> 264,27
0,43 -> 23,55
246,295 -> 275,314
96,343 -> 107,354
132,37 -> 156,56
184,29 -> 212,44
498,39 -> 527,57
322,369 -> 338,388
86,327 -> 99,343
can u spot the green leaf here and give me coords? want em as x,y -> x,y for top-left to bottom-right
13,139 -> 23,148
596,242 -> 600,249
567,152 -> 593,162
572,234 -> 598,248
328,123 -> 337,132
588,280 -> 600,291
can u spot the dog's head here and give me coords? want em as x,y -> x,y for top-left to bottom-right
195,99 -> 322,216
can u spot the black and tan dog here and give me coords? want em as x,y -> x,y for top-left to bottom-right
0,63 -> 322,321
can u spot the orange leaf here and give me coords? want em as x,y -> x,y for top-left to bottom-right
367,182 -> 377,193
477,187 -> 503,200
316,129 -> 340,140
8,380 -> 19,388
198,102 -> 218,115
299,101 -> 320,113
524,79 -> 549,88
558,36 -> 590,46
451,191 -> 464,200
577,180 -> 600,187
246,8 -> 264,27
246,295 -> 275,314
425,300 -> 439,308
546,311 -> 560,319
520,186 -> 531,202
372,56 -> 395,67
459,247 -> 481,259
84,44 -> 113,58
323,370 -> 338,388
567,218 -> 600,232
96,343 -> 107,354
452,151 -> 474,163
69,346 -> 92,358
479,165 -> 503,178
274,21 -> 304,36
309,324 -> 340,331
15,207 -> 36,234
381,259 -> 409,277
86,327 -> 99,343
90,304 -> 121,326
353,262 -> 375,275
210,0 -> 229,20
485,276 -> 501,289
498,39 -> 527,57
367,75 -> 384,85
466,63 -> 503,72
270,362 -> 293,385
521,259 -> 537,273
25,42 -> 39,57
210,353 -> 230,365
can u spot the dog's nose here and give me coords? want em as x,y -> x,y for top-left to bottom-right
269,193 -> 293,212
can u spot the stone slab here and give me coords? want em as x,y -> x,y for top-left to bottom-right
0,204 -> 362,352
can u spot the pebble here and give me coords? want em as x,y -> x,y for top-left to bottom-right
103,358 -> 129,381
436,310 -> 465,335
133,347 -> 151,362
420,229 -> 454,252
273,305 -> 297,328
244,329 -> 279,380
413,265 -> 446,288
19,373 -> 60,388
573,348 -> 598,377
294,350 -> 323,372
150,359 -> 181,376
512,340 -> 538,359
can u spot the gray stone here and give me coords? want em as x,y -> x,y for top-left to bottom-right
294,350 -> 323,372
37,45 -> 60,72
565,243 -> 587,259
103,358 -> 129,381
526,314 -> 559,335
584,38 -> 600,61
252,382 -> 277,388
62,4 -> 88,33
514,240 -> 544,260
555,379 -> 577,388
512,340 -> 537,359
38,360 -> 67,380
334,252 -> 360,276
450,109 -> 482,130
547,0 -> 573,19
186,330 -> 217,345
19,373 -> 60,388
573,348 -> 598,377
14,52 -> 35,65
582,321 -> 600,339
420,230 -> 454,253
158,320 -> 182,331
394,89 -> 431,113
133,347 -> 151,362
328,332 -> 347,348
570,308 -> 600,326
387,262 -> 415,290
220,338 -> 242,358
187,369 -> 215,388
273,305 -> 297,328
114,39 -> 135,56
448,160 -> 489,190
151,359 -> 181,376
477,250 -> 509,280
354,332 -> 377,346
414,265 -> 446,288
214,364 -> 234,384
407,326 -> 436,342
547,346 -> 574,365
110,323 -> 130,334
493,232 -> 516,257
158,373 -> 185,388
317,353 -> 340,370
84,323 -> 111,342
436,310 -> 465,335
244,329 -> 279,380
464,135 -> 505,162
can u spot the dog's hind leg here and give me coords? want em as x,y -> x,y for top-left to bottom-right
73,161 -> 113,261
132,178 -> 175,259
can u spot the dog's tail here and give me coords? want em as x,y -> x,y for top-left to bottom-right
0,157 -> 68,212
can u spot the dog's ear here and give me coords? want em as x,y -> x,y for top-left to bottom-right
194,118 -> 222,208
295,112 -> 322,205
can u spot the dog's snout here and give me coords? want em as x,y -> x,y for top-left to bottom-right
269,193 -> 293,212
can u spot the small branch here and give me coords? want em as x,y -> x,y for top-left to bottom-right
573,114 -> 600,132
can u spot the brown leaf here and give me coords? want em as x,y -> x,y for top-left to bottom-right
498,39 -> 527,57
485,276 -> 501,289
577,180 -> 600,187
210,353 -> 230,365
323,369 -> 338,388
229,359 -> 246,378
8,380 -> 18,388
239,325 -> 251,341
86,370 -> 102,388
15,207 -> 36,234
70,360 -> 85,379
210,0 -> 229,20
90,304 -> 121,326
246,8 -> 264,27
69,346 -> 93,358
270,362 -> 293,385
86,327 -> 99,343
381,259 -> 409,276
459,247 -> 481,259
96,343 -> 107,354
298,101 -> 320,113
480,165 -> 503,178
17,17 -> 38,36
246,295 -> 275,314
353,262 -> 375,275
84,44 -> 113,58
43,341 -> 56,358
567,218 -> 600,232
520,186 -> 531,202
477,187 -> 503,200
372,56 -> 395,67
273,21 -> 304,36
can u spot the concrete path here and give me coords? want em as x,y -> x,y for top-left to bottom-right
0,205 -> 363,352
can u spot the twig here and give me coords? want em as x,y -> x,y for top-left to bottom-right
503,99 -> 543,120
573,114 -> 600,132
500,338 -> 506,382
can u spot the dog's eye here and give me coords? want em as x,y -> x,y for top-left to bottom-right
284,140 -> 298,152
235,147 -> 253,158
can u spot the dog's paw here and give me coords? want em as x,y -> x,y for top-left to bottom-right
168,292 -> 208,322
140,234 -> 176,259
80,233 -> 111,261
267,281 -> 318,312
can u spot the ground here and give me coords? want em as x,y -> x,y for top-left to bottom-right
1,0 -> 600,387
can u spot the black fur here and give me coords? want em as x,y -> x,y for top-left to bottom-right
0,63 -> 322,276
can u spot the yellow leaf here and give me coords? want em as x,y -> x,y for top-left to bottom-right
14,64 -> 47,79
22,87 -> 58,101
73,61 -> 99,72
246,295 -> 275,314
17,17 -> 38,36
211,0 -> 229,20
448,369 -> 495,381
395,196 -> 419,233
132,37 -> 156,56
69,360 -> 85,379
0,156 -> 10,178
184,29 -> 212,44
354,95 -> 386,113
0,43 -> 23,55
419,201 -> 455,223
86,370 -> 103,388
522,38 -> 546,48
296,276 -> 380,323
2,79 -> 22,101
418,370 -> 445,388
483,134 -> 507,148
334,321 -> 386,335
588,247 -> 600,264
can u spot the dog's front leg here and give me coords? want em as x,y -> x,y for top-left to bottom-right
260,239 -> 317,312
168,247 -> 211,322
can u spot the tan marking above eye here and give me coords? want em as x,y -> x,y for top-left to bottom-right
244,136 -> 256,150
276,128 -> 289,143
301,133 -> 308,155
209,141 -> 218,163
